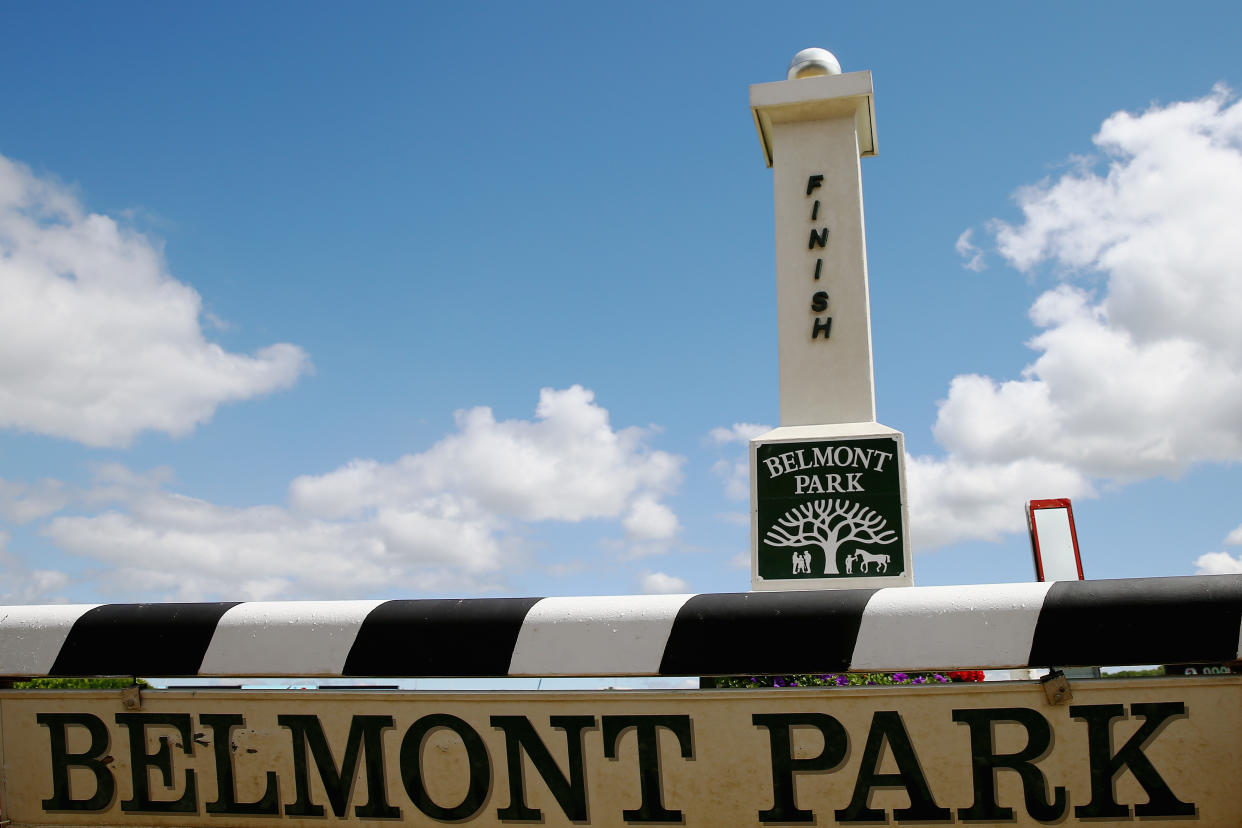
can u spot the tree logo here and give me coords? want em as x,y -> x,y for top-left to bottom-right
764,498 -> 897,575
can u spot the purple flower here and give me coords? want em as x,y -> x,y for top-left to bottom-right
834,676 -> 850,686
933,673 -> 948,683
893,672 -> 908,683
773,677 -> 788,687
912,676 -> 927,685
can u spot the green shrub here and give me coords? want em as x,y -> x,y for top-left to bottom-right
710,671 -> 981,688
13,677 -> 149,690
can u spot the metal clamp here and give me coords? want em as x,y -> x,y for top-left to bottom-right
121,684 -> 143,711
1040,669 -> 1072,706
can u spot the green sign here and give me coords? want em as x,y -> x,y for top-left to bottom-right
755,436 -> 905,581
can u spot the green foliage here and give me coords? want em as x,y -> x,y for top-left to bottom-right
13,677 -> 149,690
710,672 -> 955,688
1099,667 -> 1164,678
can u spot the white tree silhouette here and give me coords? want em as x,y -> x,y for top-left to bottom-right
764,499 -> 897,575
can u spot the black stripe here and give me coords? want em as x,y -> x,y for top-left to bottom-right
343,597 -> 542,677
50,603 -> 239,677
1029,575 -> 1242,667
659,589 -> 878,676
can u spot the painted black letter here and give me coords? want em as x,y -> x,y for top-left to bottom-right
38,713 -> 115,811
602,715 -> 693,823
811,291 -> 829,313
813,259 -> 823,280
808,227 -> 829,249
806,174 -> 824,195
491,715 -> 594,821
1070,702 -> 1194,818
115,713 -> 197,814
279,714 -> 399,818
753,713 -> 848,823
952,707 -> 1066,821
835,711 -> 949,823
400,714 -> 490,821
812,317 -> 832,340
201,714 -> 279,815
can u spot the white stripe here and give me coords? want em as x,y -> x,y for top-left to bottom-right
850,582 -> 1054,671
199,600 -> 386,676
508,594 -> 695,676
0,604 -> 98,676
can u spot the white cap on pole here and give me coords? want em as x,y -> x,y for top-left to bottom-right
786,47 -> 842,80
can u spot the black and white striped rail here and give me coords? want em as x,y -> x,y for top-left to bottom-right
1,576 -> 1238,678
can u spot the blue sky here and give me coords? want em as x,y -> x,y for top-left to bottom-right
1,1 -> 1241,605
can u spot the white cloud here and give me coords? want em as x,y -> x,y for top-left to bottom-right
916,88 -> 1242,550
954,229 -> 986,272
622,495 -> 680,541
708,423 -> 771,444
0,153 -> 309,447
638,571 -> 689,594
0,568 -> 70,605
0,532 -> 69,604
43,487 -> 462,602
42,476 -> 520,601
708,424 -> 770,502
1194,551 -> 1242,575
28,387 -> 683,601
711,458 -> 751,501
291,386 -> 681,524
906,455 -> 1094,549
1191,524 -> 1242,575
0,477 -> 69,523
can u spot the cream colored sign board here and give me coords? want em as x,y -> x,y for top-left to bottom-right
1,679 -> 1238,826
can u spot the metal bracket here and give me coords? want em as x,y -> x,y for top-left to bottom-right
1040,669 -> 1072,706
121,685 -> 143,711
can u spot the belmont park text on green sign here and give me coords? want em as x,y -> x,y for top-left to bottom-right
755,436 -> 904,581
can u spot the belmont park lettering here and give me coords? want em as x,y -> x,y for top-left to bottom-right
38,704 -> 1193,823
762,443 -> 894,495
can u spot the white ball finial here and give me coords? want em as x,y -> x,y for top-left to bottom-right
787,47 -> 842,80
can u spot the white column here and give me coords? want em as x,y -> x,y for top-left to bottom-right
751,70 -> 878,426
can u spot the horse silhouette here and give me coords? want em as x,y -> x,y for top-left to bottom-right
853,549 -> 890,574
